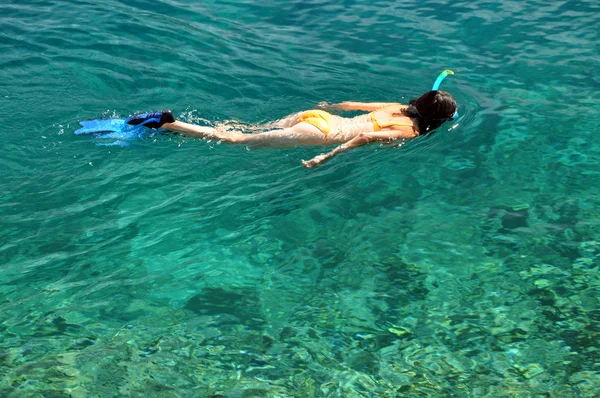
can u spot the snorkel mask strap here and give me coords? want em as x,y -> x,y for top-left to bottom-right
431,69 -> 459,120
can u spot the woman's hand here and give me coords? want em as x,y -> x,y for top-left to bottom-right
315,101 -> 332,110
302,154 -> 328,168
301,131 -> 410,168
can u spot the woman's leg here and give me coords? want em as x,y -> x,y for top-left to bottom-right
162,120 -> 327,148
258,112 -> 303,130
161,121 -> 231,140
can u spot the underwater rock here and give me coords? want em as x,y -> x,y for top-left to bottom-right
184,287 -> 265,328
488,206 -> 530,231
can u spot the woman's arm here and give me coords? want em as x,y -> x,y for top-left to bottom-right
317,101 -> 402,112
302,130 -> 414,168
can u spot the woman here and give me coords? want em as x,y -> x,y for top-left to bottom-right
129,70 -> 458,168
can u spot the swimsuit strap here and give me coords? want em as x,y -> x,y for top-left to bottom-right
370,112 -> 383,131
370,105 -> 397,131
370,106 -> 416,132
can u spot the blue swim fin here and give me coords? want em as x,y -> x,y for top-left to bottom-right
75,111 -> 174,135
75,111 -> 175,147
126,110 -> 175,128
74,118 -> 128,135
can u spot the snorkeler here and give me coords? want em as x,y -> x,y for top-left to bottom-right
78,70 -> 458,168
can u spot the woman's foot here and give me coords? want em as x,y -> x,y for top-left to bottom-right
126,110 -> 175,128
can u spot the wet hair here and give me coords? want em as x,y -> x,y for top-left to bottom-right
402,90 -> 457,135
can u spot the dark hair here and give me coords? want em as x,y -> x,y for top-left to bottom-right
403,90 -> 457,135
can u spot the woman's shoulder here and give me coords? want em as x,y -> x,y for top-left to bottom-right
371,104 -> 408,117
375,103 -> 407,113
381,102 -> 403,109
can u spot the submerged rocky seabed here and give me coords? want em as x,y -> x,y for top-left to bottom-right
2,123 -> 600,397
1,238 -> 599,397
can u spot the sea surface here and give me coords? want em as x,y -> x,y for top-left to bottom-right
1,0 -> 600,396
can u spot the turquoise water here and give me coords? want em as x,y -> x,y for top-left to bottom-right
2,0 -> 600,396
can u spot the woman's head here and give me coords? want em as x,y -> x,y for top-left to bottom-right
405,90 -> 457,135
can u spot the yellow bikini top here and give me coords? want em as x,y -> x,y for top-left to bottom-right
369,105 -> 416,133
